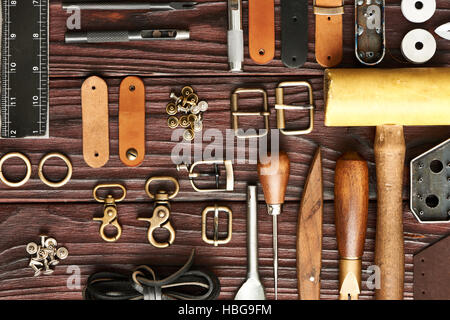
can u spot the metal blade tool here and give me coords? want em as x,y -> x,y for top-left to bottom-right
62,2 -> 198,11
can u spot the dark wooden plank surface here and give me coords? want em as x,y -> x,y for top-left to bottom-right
0,0 -> 449,300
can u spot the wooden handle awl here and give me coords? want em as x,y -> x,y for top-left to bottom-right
334,152 -> 369,300
257,151 -> 290,205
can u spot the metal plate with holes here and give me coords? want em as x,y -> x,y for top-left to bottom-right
410,138 -> 450,223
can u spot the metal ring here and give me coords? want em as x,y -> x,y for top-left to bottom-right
0,152 -> 32,187
145,176 -> 180,200
38,153 -> 73,188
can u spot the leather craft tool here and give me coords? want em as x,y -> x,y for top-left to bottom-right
334,152 -> 369,300
414,235 -> 450,300
297,148 -> 323,300
62,2 -> 198,11
410,138 -> 450,223
38,152 -> 73,188
202,205 -> 232,246
355,0 -> 385,65
227,0 -> 244,72
65,29 -> 190,44
84,249 -> 221,300
324,67 -> 450,299
401,0 -> 435,23
235,185 -> 266,300
281,0 -> 308,68
119,76 -> 146,167
138,176 -> 179,248
314,0 -> 344,67
0,152 -> 32,188
258,151 -> 290,300
1,0 -> 49,138
177,159 -> 234,192
401,29 -> 436,64
248,0 -> 275,64
93,184 -> 127,242
81,76 -> 109,168
435,22 -> 450,40
26,235 -> 68,277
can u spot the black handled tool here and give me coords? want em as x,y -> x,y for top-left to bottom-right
62,1 -> 198,11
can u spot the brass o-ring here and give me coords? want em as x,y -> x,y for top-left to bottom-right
0,152 -> 32,187
38,153 -> 73,188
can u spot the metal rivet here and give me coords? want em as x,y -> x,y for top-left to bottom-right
126,148 -> 138,161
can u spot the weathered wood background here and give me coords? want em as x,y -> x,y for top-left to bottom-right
0,0 -> 449,300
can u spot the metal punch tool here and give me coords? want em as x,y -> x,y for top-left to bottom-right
62,2 -> 198,11
177,159 -> 234,192
138,176 -> 179,248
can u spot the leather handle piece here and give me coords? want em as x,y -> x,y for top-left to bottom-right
257,151 -> 290,205
297,148 -> 323,300
248,0 -> 275,64
314,0 -> 344,67
81,76 -> 109,168
374,125 -> 405,300
119,76 -> 146,167
281,0 -> 308,68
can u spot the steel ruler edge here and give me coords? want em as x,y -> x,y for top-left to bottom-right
1,0 -> 49,139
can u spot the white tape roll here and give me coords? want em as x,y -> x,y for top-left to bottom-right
401,29 -> 436,64
401,0 -> 436,23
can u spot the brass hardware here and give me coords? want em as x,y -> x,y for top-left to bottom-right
138,176 -> 179,248
0,152 -> 32,187
126,148 -> 138,161
168,116 -> 179,129
26,235 -> 68,276
177,159 -> 234,192
93,183 -> 126,242
38,152 -> 73,188
339,258 -> 362,300
275,81 -> 314,135
231,88 -> 270,139
202,205 -> 232,246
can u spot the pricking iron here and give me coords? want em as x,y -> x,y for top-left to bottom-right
355,0 -> 385,65
410,138 -> 450,223
177,159 -> 234,192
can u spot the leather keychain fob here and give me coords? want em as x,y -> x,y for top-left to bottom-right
249,0 -> 275,64
119,76 -> 146,167
281,0 -> 308,68
82,76 -> 110,168
314,0 -> 344,67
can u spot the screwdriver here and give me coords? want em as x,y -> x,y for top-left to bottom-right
257,150 -> 290,300
62,2 -> 198,11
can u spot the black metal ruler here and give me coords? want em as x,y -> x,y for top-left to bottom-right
1,0 -> 48,138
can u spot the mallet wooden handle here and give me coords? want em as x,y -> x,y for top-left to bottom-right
374,125 -> 405,300
257,151 -> 290,205
334,152 -> 369,300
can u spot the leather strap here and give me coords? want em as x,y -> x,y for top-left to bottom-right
248,0 -> 275,64
81,76 -> 109,168
314,0 -> 344,67
281,0 -> 308,68
119,76 -> 145,167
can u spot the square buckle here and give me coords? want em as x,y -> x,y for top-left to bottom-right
201,205 -> 232,246
275,81 -> 314,136
231,88 -> 270,139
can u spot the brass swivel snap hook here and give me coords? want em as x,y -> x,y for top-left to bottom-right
93,184 -> 126,242
138,176 -> 179,248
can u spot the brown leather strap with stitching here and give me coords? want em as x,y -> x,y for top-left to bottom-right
314,0 -> 344,67
119,76 -> 146,167
82,76 -> 109,168
248,0 -> 275,64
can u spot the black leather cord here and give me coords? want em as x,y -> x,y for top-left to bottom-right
84,250 -> 220,300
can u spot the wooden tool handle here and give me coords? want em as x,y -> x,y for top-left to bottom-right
374,125 -> 405,300
334,152 -> 369,259
257,151 -> 290,205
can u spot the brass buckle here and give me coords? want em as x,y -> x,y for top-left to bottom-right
275,81 -> 314,136
231,88 -> 270,139
93,184 -> 126,242
138,176 -> 179,248
177,159 -> 234,192
202,205 -> 232,246
313,0 -> 344,15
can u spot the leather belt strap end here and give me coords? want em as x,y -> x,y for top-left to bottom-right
248,0 -> 275,64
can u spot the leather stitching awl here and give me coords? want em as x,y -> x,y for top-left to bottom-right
119,76 -> 146,167
248,0 -> 275,64
314,0 -> 344,67
82,76 -> 109,168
